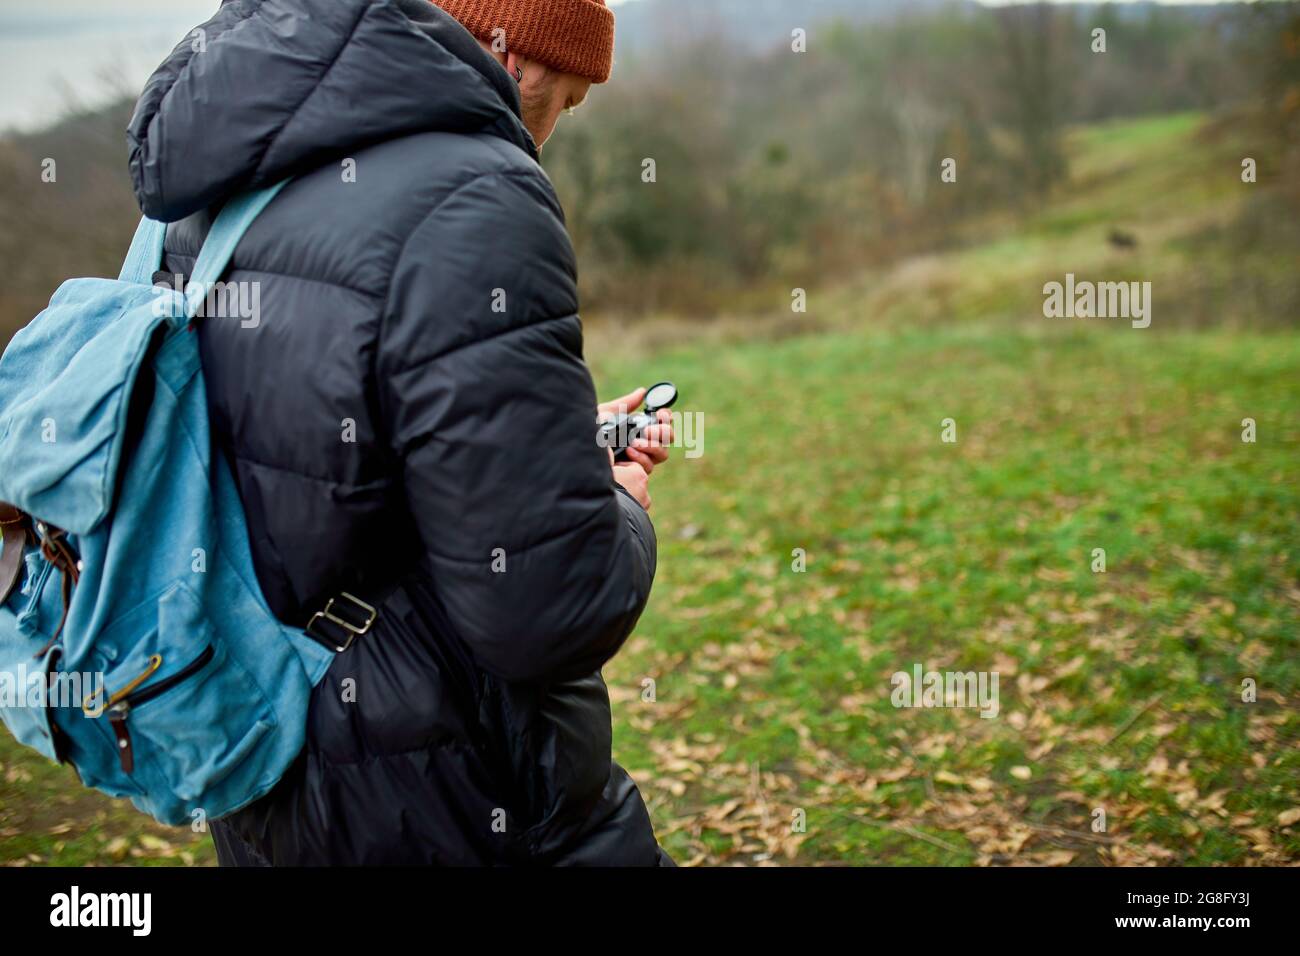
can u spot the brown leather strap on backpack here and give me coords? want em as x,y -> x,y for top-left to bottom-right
0,503 -> 80,657
33,521 -> 79,658
0,502 -> 31,606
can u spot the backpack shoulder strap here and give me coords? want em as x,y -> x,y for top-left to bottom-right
184,180 -> 290,318
118,217 -> 167,285
115,180 -> 290,306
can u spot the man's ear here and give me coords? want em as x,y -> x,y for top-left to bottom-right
506,53 -> 548,86
505,51 -> 526,83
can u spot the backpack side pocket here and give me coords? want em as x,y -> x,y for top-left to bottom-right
73,582 -> 278,818
126,583 -> 277,807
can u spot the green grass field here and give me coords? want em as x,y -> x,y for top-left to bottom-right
2,111 -> 1297,866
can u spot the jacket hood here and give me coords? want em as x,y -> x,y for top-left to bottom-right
128,0 -> 535,222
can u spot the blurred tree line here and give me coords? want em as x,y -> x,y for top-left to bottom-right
0,2 -> 1297,343
0,100 -> 140,344
542,1 -> 1300,316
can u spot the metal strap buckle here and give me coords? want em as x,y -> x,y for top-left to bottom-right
304,591 -> 378,653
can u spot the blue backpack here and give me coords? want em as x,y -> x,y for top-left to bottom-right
0,183 -> 363,826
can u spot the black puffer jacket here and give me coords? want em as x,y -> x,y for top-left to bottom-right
126,0 -> 667,865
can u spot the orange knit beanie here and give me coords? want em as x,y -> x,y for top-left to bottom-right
432,0 -> 615,84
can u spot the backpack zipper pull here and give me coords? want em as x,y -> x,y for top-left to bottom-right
108,702 -> 134,774
92,652 -> 168,775
84,653 -> 162,715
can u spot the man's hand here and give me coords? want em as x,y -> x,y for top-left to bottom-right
611,453 -> 651,511
597,387 -> 675,474
599,387 -> 674,511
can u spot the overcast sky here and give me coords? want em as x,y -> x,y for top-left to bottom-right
0,0 -> 638,131
0,0 -> 1255,133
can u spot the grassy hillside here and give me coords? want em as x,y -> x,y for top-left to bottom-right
594,110 -> 1299,866
2,111 -> 1297,866
596,323 -> 1297,866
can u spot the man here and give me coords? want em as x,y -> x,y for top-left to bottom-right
128,0 -> 672,864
